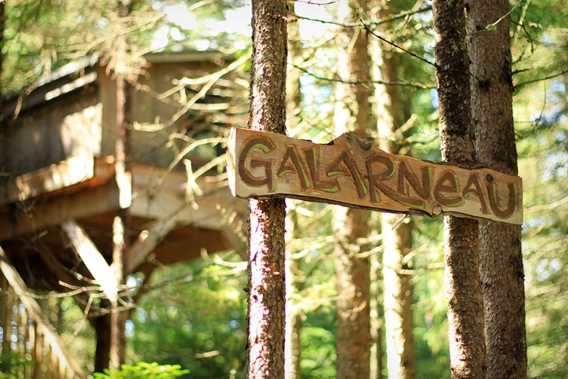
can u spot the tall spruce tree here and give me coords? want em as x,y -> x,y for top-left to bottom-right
284,3 -> 303,378
247,1 -> 288,378
371,1 -> 416,378
467,1 -> 527,377
333,1 -> 372,378
432,0 -> 486,377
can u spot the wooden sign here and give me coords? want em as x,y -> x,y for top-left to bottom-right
227,128 -> 523,225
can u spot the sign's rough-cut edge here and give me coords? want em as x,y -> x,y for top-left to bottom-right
227,128 -> 523,225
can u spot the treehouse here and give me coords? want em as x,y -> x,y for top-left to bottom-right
0,51 -> 248,378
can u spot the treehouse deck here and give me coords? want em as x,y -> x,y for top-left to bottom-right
0,50 -> 247,283
0,156 -> 246,281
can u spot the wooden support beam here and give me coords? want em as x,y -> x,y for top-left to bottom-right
0,246 -> 85,378
130,163 -> 248,229
227,128 -> 524,225
136,227 -> 233,272
62,221 -> 118,302
0,155 -> 115,207
0,180 -> 122,241
124,213 -> 179,274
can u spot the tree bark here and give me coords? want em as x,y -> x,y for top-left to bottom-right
93,308 -> 112,374
285,4 -> 303,379
333,1 -> 371,378
0,0 -> 4,98
466,1 -> 527,377
432,1 -> 486,378
247,1 -> 288,378
109,0 -> 132,369
371,2 -> 416,377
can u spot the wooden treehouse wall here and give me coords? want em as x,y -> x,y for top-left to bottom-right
0,92 -> 101,178
0,54 -> 239,178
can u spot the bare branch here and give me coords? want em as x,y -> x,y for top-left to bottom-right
361,18 -> 438,68
514,68 -> 568,90
295,6 -> 432,28
292,63 -> 435,89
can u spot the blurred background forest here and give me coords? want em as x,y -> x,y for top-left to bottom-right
0,0 -> 567,378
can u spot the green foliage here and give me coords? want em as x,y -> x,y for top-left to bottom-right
93,362 -> 189,379
0,351 -> 31,379
129,253 -> 247,378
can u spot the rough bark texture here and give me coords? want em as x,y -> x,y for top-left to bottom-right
432,1 -> 486,378
466,1 -> 527,377
333,1 -> 371,378
372,2 -> 416,377
284,5 -> 303,379
247,1 -> 288,378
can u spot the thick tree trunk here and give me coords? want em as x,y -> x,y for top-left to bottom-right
247,1 -> 288,378
284,5 -> 303,379
432,1 -> 486,378
467,1 -> 527,377
333,1 -> 371,378
372,2 -> 416,377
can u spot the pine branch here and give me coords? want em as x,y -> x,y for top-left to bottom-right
291,63 -> 435,89
295,6 -> 432,28
515,68 -> 568,90
360,18 -> 438,68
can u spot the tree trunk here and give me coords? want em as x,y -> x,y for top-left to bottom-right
109,0 -> 132,369
467,1 -> 527,377
285,5 -> 303,379
247,1 -> 288,378
93,309 -> 112,373
285,209 -> 302,379
333,1 -> 371,378
371,2 -> 416,377
0,0 -> 4,97
431,1 -> 486,378
369,245 -> 384,379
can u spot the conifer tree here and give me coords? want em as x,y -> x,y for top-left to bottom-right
432,0 -> 486,377
284,2 -> 303,378
247,1 -> 288,378
333,1 -> 372,378
467,1 -> 527,377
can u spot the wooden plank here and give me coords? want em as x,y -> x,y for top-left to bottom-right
227,128 -> 523,225
136,227 -> 233,272
0,180 -> 122,240
0,247 -> 85,378
124,214 -> 179,274
0,155 -> 115,207
130,164 -> 248,231
62,222 -> 118,302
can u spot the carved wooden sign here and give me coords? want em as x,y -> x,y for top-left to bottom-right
227,128 -> 523,225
